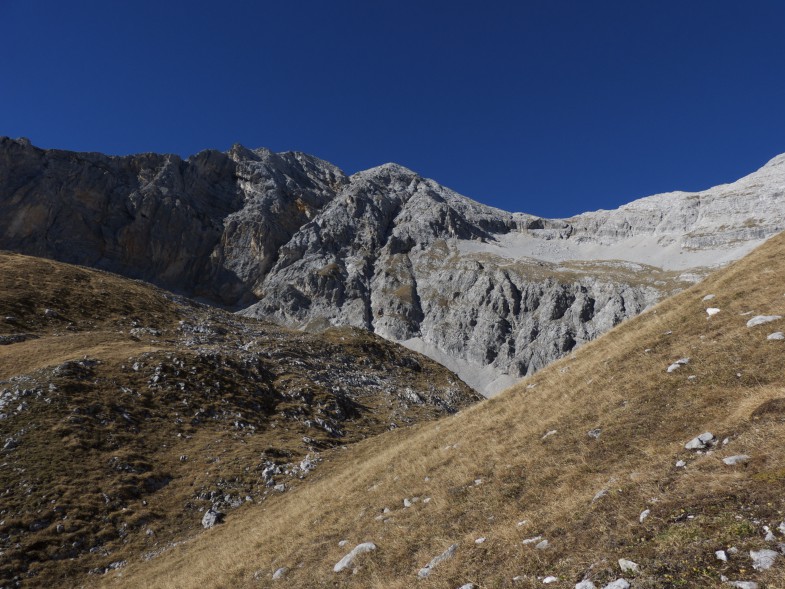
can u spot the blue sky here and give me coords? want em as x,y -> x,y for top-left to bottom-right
2,1 -> 784,217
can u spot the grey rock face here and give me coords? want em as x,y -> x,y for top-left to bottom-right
2,138 -> 784,396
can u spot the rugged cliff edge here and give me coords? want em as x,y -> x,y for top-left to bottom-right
2,137 -> 784,395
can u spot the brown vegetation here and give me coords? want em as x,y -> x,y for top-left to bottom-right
107,231 -> 785,588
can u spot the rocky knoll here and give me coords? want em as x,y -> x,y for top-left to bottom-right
2,138 -> 784,395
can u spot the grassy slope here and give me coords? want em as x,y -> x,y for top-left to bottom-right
110,231 -> 785,589
0,252 -> 479,588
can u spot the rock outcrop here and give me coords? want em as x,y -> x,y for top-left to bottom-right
2,137 -> 784,395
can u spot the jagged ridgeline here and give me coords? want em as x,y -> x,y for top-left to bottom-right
0,252 -> 479,587
2,137 -> 784,395
112,220 -> 785,589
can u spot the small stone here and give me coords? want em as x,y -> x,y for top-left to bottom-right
334,542 -> 377,573
542,430 -> 557,440
543,577 -> 558,584
685,431 -> 715,450
587,428 -> 601,439
728,546 -> 739,555
747,315 -> 782,327
535,540 -> 549,550
475,537 -> 486,544
779,521 -> 785,535
201,508 -> 224,529
338,540 -> 348,547
272,567 -> 288,580
764,525 -> 776,542
44,308 -> 59,318
602,580 -> 630,589
703,294 -> 716,301
639,509 -> 650,523
706,308 -> 721,316
618,559 -> 639,573
667,358 -> 690,373
575,582 -> 597,589
592,489 -> 608,502
750,548 -> 778,571
418,543 -> 458,578
767,332 -> 785,340
716,550 -> 728,562
723,455 -> 751,466
274,483 -> 285,492
404,498 -> 413,507
457,584 -> 477,589
675,460 -> 687,468
56,524 -> 65,533
727,582 -> 758,589
522,535 -> 543,545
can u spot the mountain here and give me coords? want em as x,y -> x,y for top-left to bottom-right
110,222 -> 785,589
2,138 -> 784,395
0,252 -> 478,587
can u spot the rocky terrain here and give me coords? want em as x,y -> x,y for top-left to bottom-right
2,138 -> 784,395
109,222 -> 785,589
0,252 -> 478,588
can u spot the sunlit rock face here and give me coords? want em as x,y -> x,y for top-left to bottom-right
2,137 -> 784,395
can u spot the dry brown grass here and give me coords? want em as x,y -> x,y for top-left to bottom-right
0,252 -> 478,588
107,231 -> 785,589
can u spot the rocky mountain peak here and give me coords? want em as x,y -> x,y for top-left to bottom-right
1,138 -> 783,395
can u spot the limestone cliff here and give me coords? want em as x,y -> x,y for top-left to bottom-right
2,137 -> 783,394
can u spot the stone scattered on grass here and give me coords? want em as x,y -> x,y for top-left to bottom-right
543,576 -> 558,584
587,428 -> 602,439
667,358 -> 690,373
746,315 -> 782,328
726,582 -> 758,589
334,542 -> 377,573
750,548 -> 778,571
706,308 -> 721,316
618,559 -> 639,573
639,509 -> 650,523
603,580 -> 630,589
457,584 -> 476,589
723,455 -> 751,466
535,540 -> 549,550
716,550 -> 728,562
201,508 -> 224,529
575,582 -> 596,589
685,432 -> 715,450
522,535 -> 543,545
676,460 -> 687,468
272,567 -> 288,580
703,294 -> 716,301
592,489 -> 608,503
475,537 -> 486,544
767,332 -> 785,340
418,543 -> 458,578
542,430 -> 558,440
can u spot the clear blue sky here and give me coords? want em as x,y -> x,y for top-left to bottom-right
2,1 -> 784,218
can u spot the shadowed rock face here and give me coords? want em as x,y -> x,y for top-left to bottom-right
0,138 -> 345,306
2,137 -> 784,395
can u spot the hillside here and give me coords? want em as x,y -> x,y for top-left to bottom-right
0,252 -> 479,588
108,230 -> 785,588
2,138 -> 784,395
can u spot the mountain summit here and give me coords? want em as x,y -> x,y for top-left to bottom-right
1,138 -> 784,394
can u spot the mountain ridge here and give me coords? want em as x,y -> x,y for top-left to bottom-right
1,137 -> 783,395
